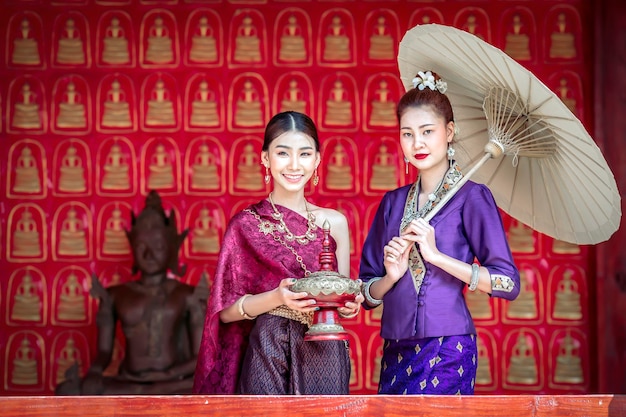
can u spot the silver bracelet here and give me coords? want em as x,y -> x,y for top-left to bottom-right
364,277 -> 383,306
469,263 -> 480,291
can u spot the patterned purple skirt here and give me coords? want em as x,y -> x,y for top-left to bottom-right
237,313 -> 350,395
378,334 -> 477,395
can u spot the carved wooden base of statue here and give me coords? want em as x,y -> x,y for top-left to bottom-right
290,220 -> 361,341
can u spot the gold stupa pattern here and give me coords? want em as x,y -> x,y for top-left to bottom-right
0,1 -> 591,396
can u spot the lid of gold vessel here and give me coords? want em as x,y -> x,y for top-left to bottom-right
291,220 -> 361,296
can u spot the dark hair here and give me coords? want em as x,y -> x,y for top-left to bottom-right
262,111 -> 320,152
396,72 -> 454,125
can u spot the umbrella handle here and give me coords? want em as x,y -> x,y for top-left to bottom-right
423,152 -> 494,222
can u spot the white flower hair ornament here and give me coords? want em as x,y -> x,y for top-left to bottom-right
412,70 -> 448,94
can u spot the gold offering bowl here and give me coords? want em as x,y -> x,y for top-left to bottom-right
291,271 -> 362,341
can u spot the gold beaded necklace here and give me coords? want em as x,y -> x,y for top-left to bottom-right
268,192 -> 317,245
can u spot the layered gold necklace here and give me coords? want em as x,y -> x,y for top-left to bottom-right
268,192 -> 318,245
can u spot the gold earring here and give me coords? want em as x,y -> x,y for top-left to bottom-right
313,169 -> 319,186
404,157 -> 409,175
264,166 -> 270,184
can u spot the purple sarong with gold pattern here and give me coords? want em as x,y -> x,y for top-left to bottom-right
193,200 -> 350,394
379,335 -> 477,394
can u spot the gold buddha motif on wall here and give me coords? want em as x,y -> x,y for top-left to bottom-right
189,16 -> 218,63
56,81 -> 87,129
56,337 -> 82,385
11,271 -> 42,322
369,144 -> 397,191
369,79 -> 397,128
58,144 -> 87,193
553,269 -> 582,320
323,15 -> 350,62
102,79 -> 133,128
234,80 -> 263,128
368,16 -> 393,61
147,144 -> 175,189
555,78 -> 578,116
11,338 -> 39,386
12,210 -> 43,258
553,331 -> 584,384
102,206 -> 131,256
190,144 -> 219,190
12,82 -> 42,130
145,16 -> 174,64
190,80 -> 219,127
550,13 -> 576,59
279,15 -> 306,63
235,143 -> 263,191
234,16 -> 261,63
102,17 -> 130,65
57,272 -> 87,322
102,143 -> 131,191
191,208 -> 220,254
504,14 -> 531,61
326,143 -> 353,190
145,79 -> 176,127
507,331 -> 538,384
325,80 -> 353,127
58,207 -> 88,257
280,79 -> 307,114
13,146 -> 42,194
461,14 -> 485,40
12,18 -> 41,66
56,18 -> 86,65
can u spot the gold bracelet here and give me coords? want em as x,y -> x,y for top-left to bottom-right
237,294 -> 257,320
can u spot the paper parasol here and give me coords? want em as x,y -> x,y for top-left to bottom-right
397,23 -> 621,245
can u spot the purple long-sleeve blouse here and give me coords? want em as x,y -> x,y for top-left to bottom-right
359,180 -> 520,340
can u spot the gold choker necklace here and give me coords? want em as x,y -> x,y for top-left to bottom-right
268,192 -> 317,244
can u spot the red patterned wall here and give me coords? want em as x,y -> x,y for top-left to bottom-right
0,0 -> 594,395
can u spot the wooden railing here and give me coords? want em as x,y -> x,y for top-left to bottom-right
1,395 -> 625,416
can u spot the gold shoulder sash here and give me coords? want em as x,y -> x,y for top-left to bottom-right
401,163 -> 464,296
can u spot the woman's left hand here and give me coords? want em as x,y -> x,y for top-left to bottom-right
338,293 -> 364,319
402,218 -> 439,263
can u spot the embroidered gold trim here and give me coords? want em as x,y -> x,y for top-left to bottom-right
268,192 -> 317,245
400,163 -> 464,233
401,163 -> 464,296
268,304 -> 313,326
245,207 -> 312,276
491,274 -> 515,293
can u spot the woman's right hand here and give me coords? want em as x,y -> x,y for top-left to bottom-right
383,236 -> 412,283
278,278 -> 318,312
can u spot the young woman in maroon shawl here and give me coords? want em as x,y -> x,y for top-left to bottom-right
193,111 -> 363,394
359,71 -> 520,395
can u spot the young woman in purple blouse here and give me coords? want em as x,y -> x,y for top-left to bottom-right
359,71 -> 520,395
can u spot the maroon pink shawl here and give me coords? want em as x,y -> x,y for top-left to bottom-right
192,199 -> 336,394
